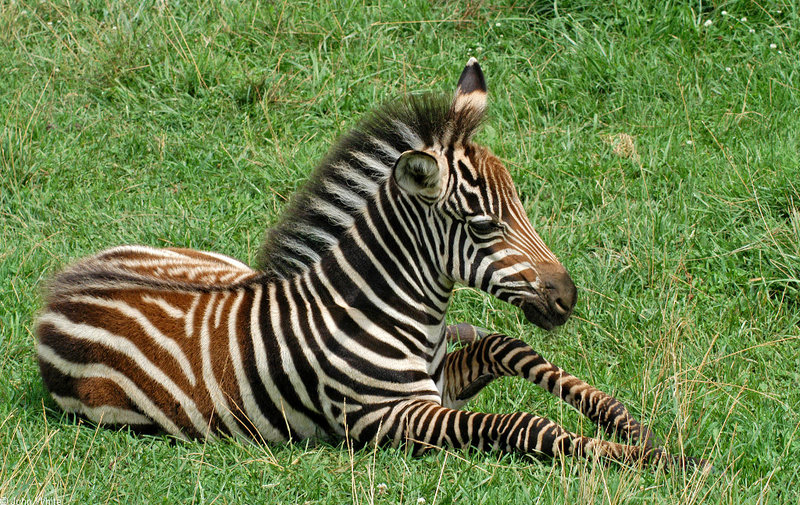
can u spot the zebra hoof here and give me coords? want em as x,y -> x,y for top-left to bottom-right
668,454 -> 715,474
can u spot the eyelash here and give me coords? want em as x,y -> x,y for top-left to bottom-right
467,217 -> 504,234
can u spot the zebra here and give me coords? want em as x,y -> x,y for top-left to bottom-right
36,58 -> 708,470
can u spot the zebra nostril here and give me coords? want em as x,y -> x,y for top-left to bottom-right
554,298 -> 570,315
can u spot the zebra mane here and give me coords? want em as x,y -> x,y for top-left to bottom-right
256,92 -> 486,278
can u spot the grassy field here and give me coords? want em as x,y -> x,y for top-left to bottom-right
2,0 -> 799,503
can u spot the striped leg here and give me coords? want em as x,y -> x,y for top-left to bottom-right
441,331 -> 660,448
393,399 -> 691,468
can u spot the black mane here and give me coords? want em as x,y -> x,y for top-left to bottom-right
256,92 -> 485,278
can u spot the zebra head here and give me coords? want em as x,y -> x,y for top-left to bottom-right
392,59 -> 577,330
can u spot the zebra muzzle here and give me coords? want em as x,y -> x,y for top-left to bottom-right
517,263 -> 577,330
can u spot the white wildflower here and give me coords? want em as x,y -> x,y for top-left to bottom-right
721,10 -> 727,16
749,28 -> 755,33
704,19 -> 713,27
686,140 -> 693,145
417,498 -> 426,504
725,67 -> 732,72
740,17 -> 747,22
770,43 -> 777,49
495,22 -> 501,27
376,483 -> 388,495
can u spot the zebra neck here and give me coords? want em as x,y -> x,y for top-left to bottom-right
298,190 -> 454,344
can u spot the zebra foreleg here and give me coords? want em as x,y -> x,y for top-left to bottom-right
393,399 -> 701,470
441,332 -> 661,448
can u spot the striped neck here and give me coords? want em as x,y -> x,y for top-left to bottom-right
307,182 -> 454,342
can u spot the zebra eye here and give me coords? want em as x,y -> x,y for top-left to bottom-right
467,216 -> 503,235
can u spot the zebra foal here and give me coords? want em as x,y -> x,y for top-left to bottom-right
36,59 -> 707,470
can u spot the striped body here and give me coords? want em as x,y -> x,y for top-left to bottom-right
39,245 -> 444,443
37,60 -> 708,470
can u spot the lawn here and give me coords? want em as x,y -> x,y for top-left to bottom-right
1,0 -> 799,503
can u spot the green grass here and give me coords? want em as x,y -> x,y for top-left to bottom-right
2,0 -> 799,503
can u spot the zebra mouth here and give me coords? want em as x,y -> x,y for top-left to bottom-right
516,295 -> 570,331
519,301 -> 556,331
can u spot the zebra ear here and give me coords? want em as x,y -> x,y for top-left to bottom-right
453,57 -> 487,115
393,150 -> 442,198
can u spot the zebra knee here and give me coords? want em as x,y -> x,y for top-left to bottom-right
445,323 -> 490,345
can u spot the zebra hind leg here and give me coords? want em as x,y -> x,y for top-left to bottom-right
40,360 -> 158,432
440,332 -> 710,469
